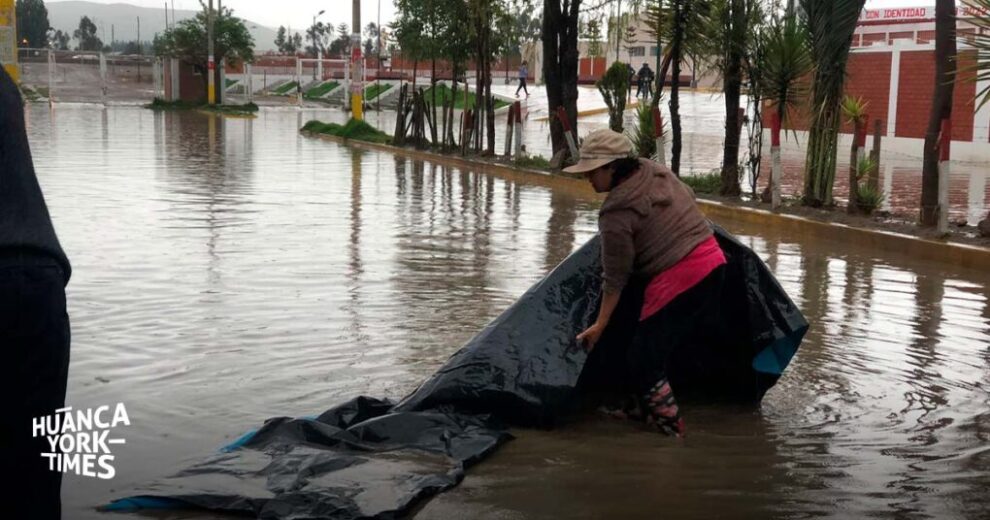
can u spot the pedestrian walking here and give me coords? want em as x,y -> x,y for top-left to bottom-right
516,60 -> 529,97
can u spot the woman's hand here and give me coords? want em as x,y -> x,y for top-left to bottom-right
576,322 -> 606,352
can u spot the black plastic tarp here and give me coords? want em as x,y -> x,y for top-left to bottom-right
106,225 -> 807,519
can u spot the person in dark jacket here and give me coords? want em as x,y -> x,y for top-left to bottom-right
568,129 -> 726,437
0,65 -> 72,518
637,63 -> 654,99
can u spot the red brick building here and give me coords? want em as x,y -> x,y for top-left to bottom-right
785,5 -> 990,160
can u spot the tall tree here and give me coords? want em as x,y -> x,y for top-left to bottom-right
717,0 -> 750,195
543,0 -> 582,157
919,0 -> 956,226
73,16 -> 102,51
50,29 -> 70,50
274,25 -> 287,53
799,0 -> 866,207
15,0 -> 50,48
154,6 -> 254,94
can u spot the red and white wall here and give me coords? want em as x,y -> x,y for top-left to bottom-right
785,5 -> 990,162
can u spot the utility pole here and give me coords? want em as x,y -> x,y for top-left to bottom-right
207,0 -> 215,104
136,17 -> 141,81
351,0 -> 363,120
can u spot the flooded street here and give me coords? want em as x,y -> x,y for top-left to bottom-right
24,105 -> 990,519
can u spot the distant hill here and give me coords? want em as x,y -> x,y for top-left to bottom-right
46,1 -> 278,51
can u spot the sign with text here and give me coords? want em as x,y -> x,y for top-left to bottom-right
861,5 -> 990,23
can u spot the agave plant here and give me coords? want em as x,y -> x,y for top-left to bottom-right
627,101 -> 661,159
800,0 -> 867,207
842,95 -> 869,213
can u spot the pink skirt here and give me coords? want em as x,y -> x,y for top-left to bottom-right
639,236 -> 727,321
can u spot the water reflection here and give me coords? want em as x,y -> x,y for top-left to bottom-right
19,105 -> 990,519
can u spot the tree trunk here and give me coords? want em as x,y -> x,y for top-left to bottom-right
669,4 -> 683,176
542,0 -> 581,157
720,0 -> 745,196
847,121 -> 861,213
431,58 -> 438,145
920,0 -> 956,226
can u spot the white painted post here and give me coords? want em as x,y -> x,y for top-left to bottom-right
344,57 -> 350,108
245,63 -> 253,103
974,76 -> 990,144
771,147 -> 782,210
317,50 -> 323,81
937,118 -> 951,234
99,52 -> 107,104
153,57 -> 162,99
886,45 -> 902,137
514,102 -> 523,157
296,58 -> 303,105
170,58 -> 180,102
219,59 -> 226,105
770,111 -> 782,210
652,106 -> 665,167
47,49 -> 54,103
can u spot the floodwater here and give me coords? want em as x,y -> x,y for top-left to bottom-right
23,105 -> 990,519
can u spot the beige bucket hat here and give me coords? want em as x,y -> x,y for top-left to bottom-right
563,129 -> 635,174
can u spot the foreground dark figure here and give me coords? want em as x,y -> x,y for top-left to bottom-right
0,66 -> 72,518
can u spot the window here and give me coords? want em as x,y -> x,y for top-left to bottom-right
650,46 -> 659,56
629,46 -> 645,57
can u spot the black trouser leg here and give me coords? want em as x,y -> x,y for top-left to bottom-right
1,261 -> 70,519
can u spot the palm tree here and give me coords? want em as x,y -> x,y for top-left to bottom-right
757,9 -> 811,200
962,0 -> 990,231
920,0 -> 957,226
799,0 -> 866,207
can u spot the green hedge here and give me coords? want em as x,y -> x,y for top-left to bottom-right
304,81 -> 340,99
302,118 -> 391,145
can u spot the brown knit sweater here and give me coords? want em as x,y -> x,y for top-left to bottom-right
598,159 -> 712,294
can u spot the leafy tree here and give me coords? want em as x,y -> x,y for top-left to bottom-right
49,29 -> 70,50
73,16 -> 102,51
274,25 -> 287,52
16,0 -> 50,48
542,0 -> 582,157
365,22 -> 380,55
154,5 -> 254,92
290,32 -> 303,53
597,60 -> 630,132
305,22 -> 333,57
585,16 -> 605,58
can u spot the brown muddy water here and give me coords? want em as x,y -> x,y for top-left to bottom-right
23,105 -> 990,520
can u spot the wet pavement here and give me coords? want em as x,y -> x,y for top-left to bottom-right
23,105 -> 990,519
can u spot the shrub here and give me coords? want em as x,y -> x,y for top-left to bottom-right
513,155 -> 551,170
680,171 -> 722,194
856,184 -> 885,214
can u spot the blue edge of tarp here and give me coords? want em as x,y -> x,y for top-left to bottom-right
103,416 -> 318,511
104,340 -> 800,513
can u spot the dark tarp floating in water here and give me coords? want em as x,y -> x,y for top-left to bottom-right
105,225 -> 807,519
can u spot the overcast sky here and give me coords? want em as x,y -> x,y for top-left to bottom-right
50,0 -> 947,35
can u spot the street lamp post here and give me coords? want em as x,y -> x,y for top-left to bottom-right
207,0 -> 215,104
312,10 -> 324,80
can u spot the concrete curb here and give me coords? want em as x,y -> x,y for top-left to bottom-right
532,100 -> 642,122
302,131 -> 990,271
